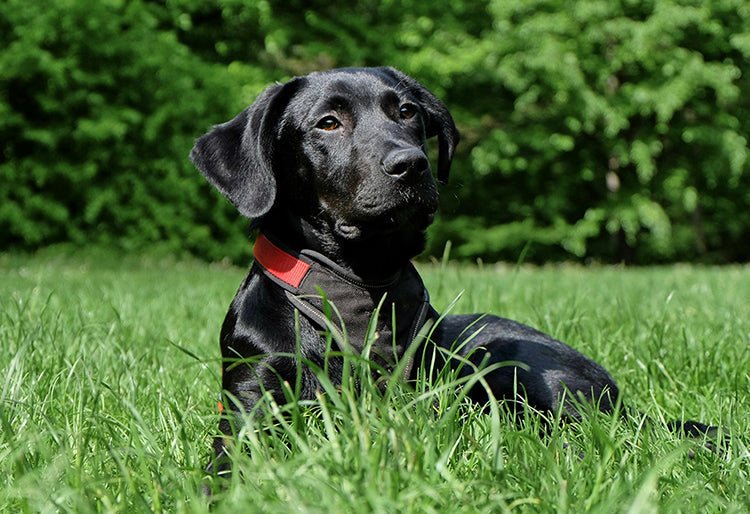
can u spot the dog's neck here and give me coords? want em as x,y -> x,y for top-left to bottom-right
259,216 -> 424,280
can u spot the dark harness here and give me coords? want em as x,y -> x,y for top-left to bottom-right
252,233 -> 436,377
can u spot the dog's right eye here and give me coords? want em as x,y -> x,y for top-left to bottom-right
315,116 -> 341,131
399,103 -> 418,120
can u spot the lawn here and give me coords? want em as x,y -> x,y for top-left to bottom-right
1,249 -> 748,513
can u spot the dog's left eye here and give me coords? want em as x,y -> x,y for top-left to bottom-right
316,116 -> 341,131
399,104 -> 418,120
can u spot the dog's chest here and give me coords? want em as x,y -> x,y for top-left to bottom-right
252,234 -> 434,371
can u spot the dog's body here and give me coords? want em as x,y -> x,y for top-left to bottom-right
191,67 -> 716,472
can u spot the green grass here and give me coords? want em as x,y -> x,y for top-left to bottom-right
1,248 -> 748,513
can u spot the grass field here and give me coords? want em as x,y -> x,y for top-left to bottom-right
1,248 -> 748,513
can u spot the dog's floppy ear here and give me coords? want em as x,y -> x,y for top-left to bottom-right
190,78 -> 304,218
379,67 -> 460,183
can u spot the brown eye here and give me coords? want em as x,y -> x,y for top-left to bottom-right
399,103 -> 417,120
316,116 -> 341,131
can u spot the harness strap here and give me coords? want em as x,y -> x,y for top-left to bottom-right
252,232 -> 435,370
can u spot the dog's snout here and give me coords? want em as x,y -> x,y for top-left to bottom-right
381,149 -> 429,182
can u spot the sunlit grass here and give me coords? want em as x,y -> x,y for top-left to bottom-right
1,249 -> 748,512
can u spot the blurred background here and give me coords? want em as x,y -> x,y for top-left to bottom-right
1,0 -> 749,264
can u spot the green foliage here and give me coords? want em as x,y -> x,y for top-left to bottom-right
421,0 -> 750,263
0,0 -> 254,261
1,0 -> 749,263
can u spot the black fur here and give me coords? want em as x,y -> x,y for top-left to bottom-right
191,67 -> 720,477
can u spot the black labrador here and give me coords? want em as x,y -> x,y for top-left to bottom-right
191,67 -> 718,474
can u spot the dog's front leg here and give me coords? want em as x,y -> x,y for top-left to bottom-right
205,353 -> 307,491
205,285 -> 331,488
207,358 -> 268,480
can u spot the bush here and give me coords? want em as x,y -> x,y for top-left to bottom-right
0,0 -> 255,261
419,0 -> 750,263
1,0 -> 749,263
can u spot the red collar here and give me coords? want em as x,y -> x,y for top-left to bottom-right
253,234 -> 311,288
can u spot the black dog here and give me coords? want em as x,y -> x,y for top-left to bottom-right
191,67 -> 717,473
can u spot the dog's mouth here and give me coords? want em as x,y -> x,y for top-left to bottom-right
326,175 -> 439,242
334,204 -> 437,241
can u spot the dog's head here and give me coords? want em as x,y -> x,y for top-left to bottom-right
191,67 -> 459,260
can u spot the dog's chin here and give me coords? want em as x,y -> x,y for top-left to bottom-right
334,208 -> 436,243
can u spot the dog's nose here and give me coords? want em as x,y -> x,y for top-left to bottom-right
381,149 -> 429,182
